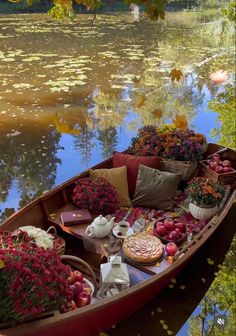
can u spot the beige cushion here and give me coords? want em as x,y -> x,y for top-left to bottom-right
90,166 -> 132,207
132,165 -> 180,210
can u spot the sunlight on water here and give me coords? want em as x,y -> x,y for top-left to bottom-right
0,12 -> 235,215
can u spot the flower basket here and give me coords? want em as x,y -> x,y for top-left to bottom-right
128,125 -> 207,163
47,226 -> 66,256
189,202 -> 218,220
0,231 -> 72,325
186,177 -> 226,218
159,158 -> 198,180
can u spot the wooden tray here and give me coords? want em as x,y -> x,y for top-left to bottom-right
198,160 -> 236,185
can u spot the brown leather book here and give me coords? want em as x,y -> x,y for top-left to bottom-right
60,209 -> 92,227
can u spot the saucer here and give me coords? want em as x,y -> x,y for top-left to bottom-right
112,225 -> 134,239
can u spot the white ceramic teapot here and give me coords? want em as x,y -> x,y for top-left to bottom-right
85,215 -> 115,239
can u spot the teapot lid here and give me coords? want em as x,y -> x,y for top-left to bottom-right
94,214 -> 107,225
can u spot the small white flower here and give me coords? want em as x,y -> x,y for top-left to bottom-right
19,226 -> 54,249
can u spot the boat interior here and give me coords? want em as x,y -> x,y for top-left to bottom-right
3,144 -> 235,304
0,142 -> 235,336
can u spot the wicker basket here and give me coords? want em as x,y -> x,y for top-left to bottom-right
189,202 -> 218,220
61,255 -> 97,295
159,158 -> 198,180
47,226 -> 66,255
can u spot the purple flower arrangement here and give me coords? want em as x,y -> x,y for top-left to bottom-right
128,125 -> 207,162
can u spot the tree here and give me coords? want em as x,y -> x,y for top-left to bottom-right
7,0 -> 168,20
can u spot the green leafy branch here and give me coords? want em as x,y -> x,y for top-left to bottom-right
7,0 -> 168,20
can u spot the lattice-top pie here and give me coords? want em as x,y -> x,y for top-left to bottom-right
122,232 -> 163,264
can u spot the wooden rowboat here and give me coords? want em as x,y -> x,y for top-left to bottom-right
0,143 -> 235,336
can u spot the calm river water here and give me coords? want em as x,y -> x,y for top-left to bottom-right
0,11 -> 235,335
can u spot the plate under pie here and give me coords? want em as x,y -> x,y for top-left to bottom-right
122,232 -> 164,264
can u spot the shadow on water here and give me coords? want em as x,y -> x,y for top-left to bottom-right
107,204 -> 236,336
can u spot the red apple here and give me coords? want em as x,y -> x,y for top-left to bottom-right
164,218 -> 175,231
215,165 -> 224,173
73,270 -> 84,282
210,154 -> 220,162
174,228 -> 181,235
67,271 -> 76,284
165,242 -> 178,256
168,230 -> 178,241
223,166 -> 233,172
83,282 -> 92,295
74,281 -> 84,293
75,291 -> 91,307
155,221 -> 164,226
67,300 -> 77,311
155,225 -> 168,237
60,303 -> 69,313
70,284 -> 79,299
175,222 -> 185,232
209,161 -> 218,170
221,160 -> 231,167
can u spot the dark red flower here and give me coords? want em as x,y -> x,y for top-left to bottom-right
72,177 -> 120,215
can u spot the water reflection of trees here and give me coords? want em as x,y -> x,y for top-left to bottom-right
98,127 -> 118,160
73,126 -> 96,166
92,89 -> 128,130
130,74 -> 200,128
0,124 -> 61,220
125,20 -> 235,130
208,84 -> 236,149
189,237 -> 236,335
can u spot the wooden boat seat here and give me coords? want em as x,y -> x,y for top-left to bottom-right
46,203 -> 112,255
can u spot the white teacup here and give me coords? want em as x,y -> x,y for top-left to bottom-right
117,221 -> 129,235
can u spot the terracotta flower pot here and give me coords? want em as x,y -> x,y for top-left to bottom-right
189,202 -> 218,220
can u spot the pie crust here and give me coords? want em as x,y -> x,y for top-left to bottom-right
122,232 -> 163,264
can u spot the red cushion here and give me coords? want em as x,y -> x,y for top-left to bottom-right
113,152 -> 160,198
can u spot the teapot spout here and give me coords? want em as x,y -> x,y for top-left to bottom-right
109,216 -> 115,228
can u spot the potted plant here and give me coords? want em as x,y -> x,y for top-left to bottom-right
186,177 -> 226,220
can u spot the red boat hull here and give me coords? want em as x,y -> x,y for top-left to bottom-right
9,267 -> 182,336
